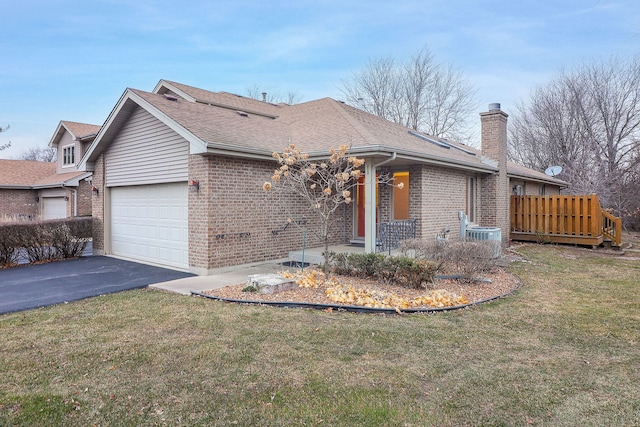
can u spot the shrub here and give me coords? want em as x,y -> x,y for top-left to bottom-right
442,241 -> 497,280
346,253 -> 386,277
400,238 -> 498,281
0,217 -> 92,266
22,222 -> 57,263
382,256 -> 438,289
329,252 -> 438,289
0,225 -> 20,266
327,252 -> 350,276
400,238 -> 447,265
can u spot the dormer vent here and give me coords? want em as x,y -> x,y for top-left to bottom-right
163,94 -> 179,101
236,110 -> 249,117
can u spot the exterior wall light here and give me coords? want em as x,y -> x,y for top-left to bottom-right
188,179 -> 200,192
92,186 -> 99,196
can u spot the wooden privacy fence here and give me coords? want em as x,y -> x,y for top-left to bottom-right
510,195 -> 622,247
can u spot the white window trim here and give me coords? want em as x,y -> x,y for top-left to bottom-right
62,144 -> 75,168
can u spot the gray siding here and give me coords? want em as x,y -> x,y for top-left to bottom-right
105,107 -> 189,186
57,131 -> 77,174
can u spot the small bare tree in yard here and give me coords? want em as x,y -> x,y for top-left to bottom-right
263,144 -> 402,273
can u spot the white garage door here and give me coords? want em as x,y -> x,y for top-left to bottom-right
42,197 -> 67,220
110,183 -> 188,270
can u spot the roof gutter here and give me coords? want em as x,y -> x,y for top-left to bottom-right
374,152 -> 396,168
202,143 -> 499,174
0,185 -> 33,190
507,172 -> 569,188
347,145 -> 499,174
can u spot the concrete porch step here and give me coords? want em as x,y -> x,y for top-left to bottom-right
288,244 -> 368,266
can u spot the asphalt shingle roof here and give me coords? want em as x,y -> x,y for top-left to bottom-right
85,80 -> 565,186
61,121 -> 101,139
0,160 -> 56,187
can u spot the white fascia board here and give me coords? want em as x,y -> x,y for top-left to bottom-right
47,121 -> 67,148
508,173 -> 568,187
31,172 -> 91,189
204,142 -> 274,160
62,172 -> 93,187
0,185 -> 33,190
152,80 -> 197,102
348,145 -> 498,174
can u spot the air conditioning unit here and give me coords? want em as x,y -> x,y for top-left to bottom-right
465,227 -> 502,258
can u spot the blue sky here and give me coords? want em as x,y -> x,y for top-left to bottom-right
1,0 -> 638,158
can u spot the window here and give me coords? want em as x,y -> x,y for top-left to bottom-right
392,172 -> 410,220
466,177 -> 476,222
62,145 -> 75,166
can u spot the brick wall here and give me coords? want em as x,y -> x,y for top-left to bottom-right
91,154 -> 105,253
76,179 -> 92,216
0,189 -> 39,220
188,154 -> 354,272
480,106 -> 510,244
409,164 -> 471,241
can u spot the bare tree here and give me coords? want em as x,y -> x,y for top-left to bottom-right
340,46 -> 477,142
246,84 -> 302,105
263,144 -> 401,273
0,124 -> 10,151
19,146 -> 57,162
510,55 -> 640,224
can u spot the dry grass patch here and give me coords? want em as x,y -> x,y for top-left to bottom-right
1,238 -> 640,426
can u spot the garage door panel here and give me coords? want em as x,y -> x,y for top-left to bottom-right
111,183 -> 188,269
43,197 -> 67,220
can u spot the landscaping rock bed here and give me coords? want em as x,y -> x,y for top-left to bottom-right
203,268 -> 520,311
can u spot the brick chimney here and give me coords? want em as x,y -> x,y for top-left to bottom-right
479,103 -> 509,244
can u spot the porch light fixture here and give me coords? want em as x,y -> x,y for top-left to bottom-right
92,186 -> 99,196
188,179 -> 199,192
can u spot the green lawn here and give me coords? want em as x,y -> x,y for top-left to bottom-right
1,239 -> 639,426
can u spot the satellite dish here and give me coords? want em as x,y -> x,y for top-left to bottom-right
545,165 -> 563,177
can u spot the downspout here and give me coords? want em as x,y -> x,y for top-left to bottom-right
71,188 -> 78,216
364,152 -> 397,253
374,152 -> 397,168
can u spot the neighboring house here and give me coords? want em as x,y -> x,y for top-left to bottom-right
0,121 -> 99,220
79,80 -> 565,275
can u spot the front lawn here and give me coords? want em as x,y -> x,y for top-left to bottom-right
1,241 -> 639,426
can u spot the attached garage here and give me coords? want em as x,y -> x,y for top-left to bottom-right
101,105 -> 191,270
110,183 -> 188,269
42,197 -> 67,219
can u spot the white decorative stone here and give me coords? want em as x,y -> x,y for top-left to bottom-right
246,273 -> 298,294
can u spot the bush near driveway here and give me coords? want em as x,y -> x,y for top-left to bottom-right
0,217 -> 92,267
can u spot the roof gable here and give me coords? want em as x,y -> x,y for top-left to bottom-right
79,88 -> 211,170
49,121 -> 100,147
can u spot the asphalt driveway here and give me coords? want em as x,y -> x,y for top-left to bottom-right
0,256 -> 195,315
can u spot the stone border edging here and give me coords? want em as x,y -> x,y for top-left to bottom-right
191,278 -> 522,314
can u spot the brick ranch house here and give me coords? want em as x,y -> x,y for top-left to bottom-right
0,121 -> 99,221
79,80 -> 565,275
